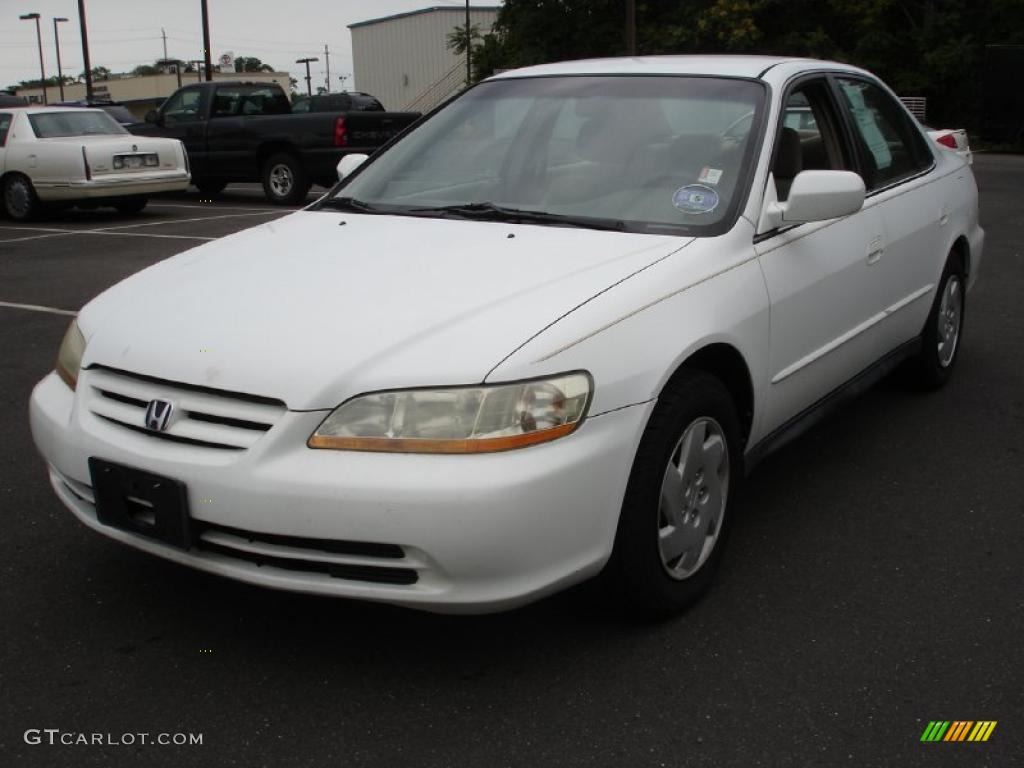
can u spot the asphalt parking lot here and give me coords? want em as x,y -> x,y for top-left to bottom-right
1,160 -> 1022,767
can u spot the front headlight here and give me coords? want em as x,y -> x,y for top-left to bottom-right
309,372 -> 592,453
55,319 -> 85,390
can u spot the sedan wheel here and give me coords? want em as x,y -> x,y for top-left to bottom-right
936,274 -> 963,368
611,370 -> 742,618
906,250 -> 966,389
658,417 -> 729,580
3,174 -> 40,221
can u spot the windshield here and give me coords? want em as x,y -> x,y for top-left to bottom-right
28,110 -> 128,138
327,75 -> 766,235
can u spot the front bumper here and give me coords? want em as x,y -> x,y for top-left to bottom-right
30,371 -> 650,613
34,171 -> 191,201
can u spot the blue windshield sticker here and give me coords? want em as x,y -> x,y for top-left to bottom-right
672,184 -> 719,215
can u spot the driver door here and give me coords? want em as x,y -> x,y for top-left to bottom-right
755,77 -> 887,432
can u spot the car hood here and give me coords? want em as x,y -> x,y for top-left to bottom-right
79,211 -> 690,410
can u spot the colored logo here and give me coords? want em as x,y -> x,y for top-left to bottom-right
920,721 -> 997,742
672,184 -> 719,215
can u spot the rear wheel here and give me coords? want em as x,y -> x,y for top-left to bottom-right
2,174 -> 41,221
114,197 -> 149,215
610,370 -> 742,618
261,153 -> 311,205
906,250 -> 965,389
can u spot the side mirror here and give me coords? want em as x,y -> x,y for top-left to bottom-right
145,110 -> 160,125
767,170 -> 865,226
336,153 -> 368,181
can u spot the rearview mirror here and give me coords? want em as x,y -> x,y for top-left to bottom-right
768,170 -> 865,226
336,153 -> 368,182
144,110 -> 160,125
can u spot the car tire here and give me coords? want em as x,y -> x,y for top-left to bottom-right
2,174 -> 41,221
261,153 -> 311,205
906,250 -> 966,390
114,197 -> 149,215
194,179 -> 227,197
609,370 -> 742,619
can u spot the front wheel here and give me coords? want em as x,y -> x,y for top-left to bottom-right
609,370 -> 742,618
261,153 -> 311,205
2,174 -> 41,221
906,251 -> 966,389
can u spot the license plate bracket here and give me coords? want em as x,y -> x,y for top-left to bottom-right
89,458 -> 192,549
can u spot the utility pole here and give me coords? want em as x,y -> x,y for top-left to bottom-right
200,0 -> 213,81
625,0 -> 637,56
162,27 -> 168,60
78,0 -> 93,101
465,0 -> 471,85
296,57 -> 318,97
53,17 -> 69,101
19,13 -> 47,104
324,45 -> 330,94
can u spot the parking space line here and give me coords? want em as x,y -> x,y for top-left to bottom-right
0,232 -> 73,244
0,300 -> 77,316
149,202 -> 285,213
0,225 -> 214,242
89,211 -> 286,232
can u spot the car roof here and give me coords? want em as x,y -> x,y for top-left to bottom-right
488,55 -> 863,81
6,106 -> 108,115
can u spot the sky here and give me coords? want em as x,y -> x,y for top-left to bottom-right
1,0 -> 486,93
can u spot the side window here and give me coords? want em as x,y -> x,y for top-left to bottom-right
835,77 -> 932,191
772,80 -> 850,201
238,88 -> 290,116
0,113 -> 12,146
212,87 -> 245,117
163,89 -> 202,122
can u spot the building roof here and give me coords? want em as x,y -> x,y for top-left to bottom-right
487,55 -> 862,81
349,5 -> 501,29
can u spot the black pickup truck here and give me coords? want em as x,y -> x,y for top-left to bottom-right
130,81 -> 418,203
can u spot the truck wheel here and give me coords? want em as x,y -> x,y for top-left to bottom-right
3,174 -> 41,221
114,197 -> 149,215
262,153 -> 311,205
195,179 -> 227,197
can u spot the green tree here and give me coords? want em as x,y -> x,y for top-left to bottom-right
131,64 -> 162,76
447,23 -> 482,55
234,56 -> 276,73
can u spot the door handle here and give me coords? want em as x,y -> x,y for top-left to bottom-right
867,236 -> 884,265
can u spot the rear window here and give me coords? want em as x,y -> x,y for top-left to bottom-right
28,110 -> 128,138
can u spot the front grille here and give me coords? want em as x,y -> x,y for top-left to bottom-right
85,366 -> 286,451
194,521 -> 418,585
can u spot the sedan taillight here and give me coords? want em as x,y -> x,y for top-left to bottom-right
334,116 -> 347,147
935,133 -> 958,149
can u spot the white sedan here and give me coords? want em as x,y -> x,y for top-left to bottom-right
0,107 -> 189,220
30,56 -> 982,615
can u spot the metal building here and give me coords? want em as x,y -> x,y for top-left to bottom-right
349,5 -> 500,113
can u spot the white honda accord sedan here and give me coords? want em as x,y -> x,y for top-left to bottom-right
30,56 -> 983,615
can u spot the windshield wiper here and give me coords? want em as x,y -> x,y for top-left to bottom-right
402,202 -> 627,232
319,196 -> 386,213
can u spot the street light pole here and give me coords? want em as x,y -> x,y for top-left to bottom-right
19,13 -> 47,104
465,0 -> 471,85
200,0 -> 213,81
77,0 -> 94,101
296,57 -> 318,97
53,17 -> 68,101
